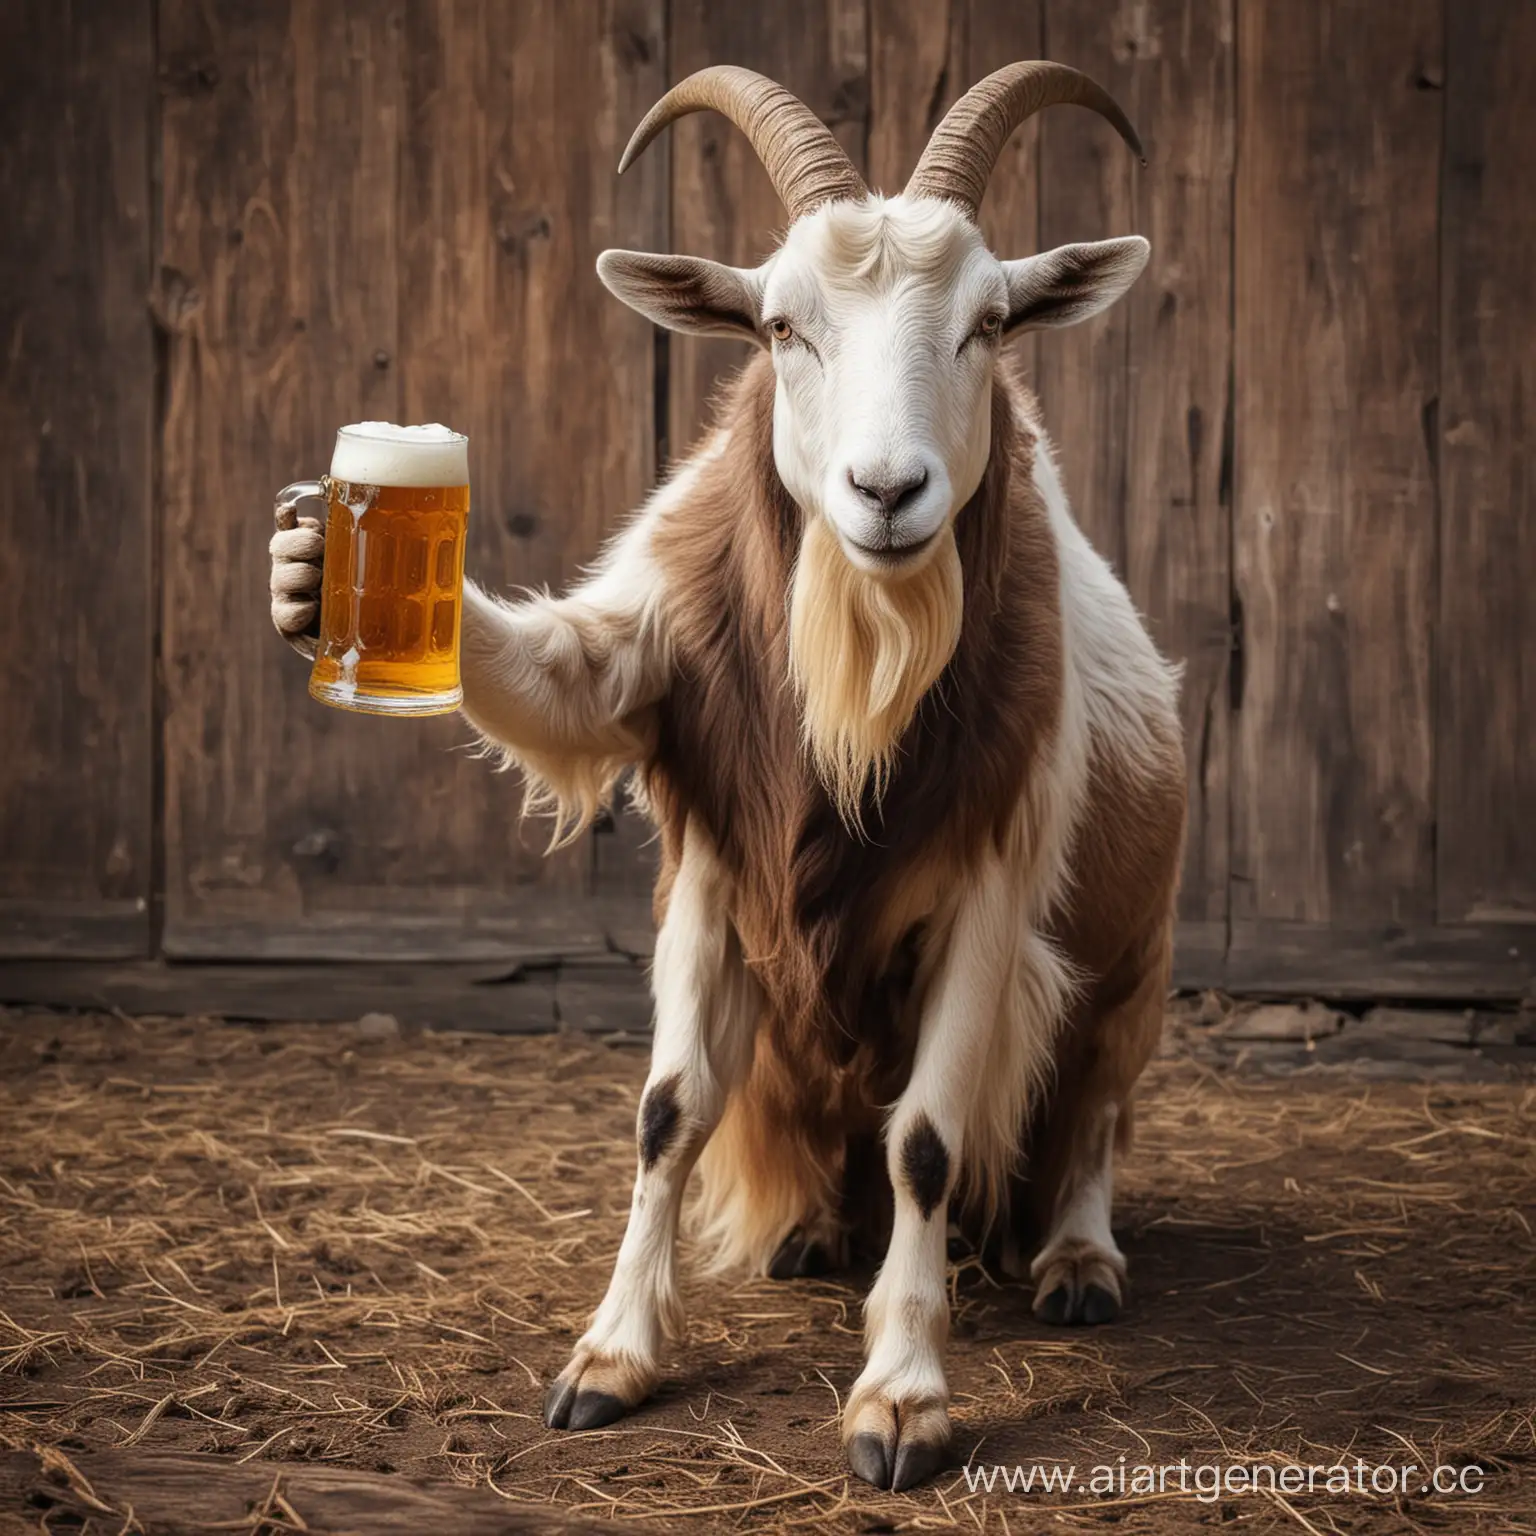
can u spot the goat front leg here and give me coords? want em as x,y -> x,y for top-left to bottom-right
844,855 -> 1057,1491
545,822 -> 757,1430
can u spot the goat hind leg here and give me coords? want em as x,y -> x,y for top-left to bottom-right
1030,1101 -> 1126,1325
767,1127 -> 890,1278
1031,928 -> 1168,1326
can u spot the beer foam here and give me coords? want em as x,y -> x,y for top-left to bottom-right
330,422 -> 468,487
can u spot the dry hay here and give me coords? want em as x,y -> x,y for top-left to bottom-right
0,1004 -> 1532,1534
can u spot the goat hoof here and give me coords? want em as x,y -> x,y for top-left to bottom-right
892,1435 -> 949,1492
768,1228 -> 835,1280
846,1431 -> 892,1489
543,1377 -> 577,1427
844,1389 -> 951,1491
1032,1248 -> 1124,1326
543,1347 -> 651,1430
1080,1281 -> 1120,1325
572,1390 -> 627,1430
544,1380 -> 628,1430
1036,1282 -> 1073,1326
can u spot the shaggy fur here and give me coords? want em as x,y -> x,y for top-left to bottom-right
639,354 -> 1152,1271
455,344 -> 1183,1280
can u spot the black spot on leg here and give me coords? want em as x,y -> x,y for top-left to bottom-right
638,1072 -> 682,1171
900,1114 -> 950,1221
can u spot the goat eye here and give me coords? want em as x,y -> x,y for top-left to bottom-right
977,313 -> 1003,339
769,318 -> 794,343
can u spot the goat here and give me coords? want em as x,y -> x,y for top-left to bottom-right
270,62 -> 1186,1492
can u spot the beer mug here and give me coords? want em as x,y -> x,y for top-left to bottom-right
274,423 -> 470,716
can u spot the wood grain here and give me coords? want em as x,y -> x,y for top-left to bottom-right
0,3 -> 155,957
964,0 -> 1045,290
1231,0 -> 1442,926
867,0 -> 1044,304
1034,9 -> 1136,573
0,959 -> 558,1033
666,0 -> 870,453
0,956 -> 663,1035
1117,0 -> 1234,928
0,954 -> 661,1035
1029,3 -> 1236,927
1437,0 -> 1536,924
9,2 -> 1535,995
158,1 -> 665,957
158,0 -> 408,948
7,914 -> 1529,1033
1215,921 -> 1534,1003
398,0 -> 666,904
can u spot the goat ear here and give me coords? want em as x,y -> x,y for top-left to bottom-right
597,250 -> 766,344
1001,237 -> 1150,333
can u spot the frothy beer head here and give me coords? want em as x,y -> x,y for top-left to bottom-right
329,422 -> 468,487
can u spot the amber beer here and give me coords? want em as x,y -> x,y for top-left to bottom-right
279,424 -> 470,716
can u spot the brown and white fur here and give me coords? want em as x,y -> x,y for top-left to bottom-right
272,180 -> 1185,1491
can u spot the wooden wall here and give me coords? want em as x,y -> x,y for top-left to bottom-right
0,5 -> 156,957
3,0 -> 1532,996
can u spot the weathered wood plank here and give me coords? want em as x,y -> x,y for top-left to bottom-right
868,0 -> 969,195
962,1 -> 1045,306
1173,921 -> 1531,1002
1039,0 -> 1234,928
1118,0 -> 1233,929
867,0 -> 1044,313
0,3 -> 155,957
556,961 -> 658,1034
0,956 -> 666,1035
9,907 -> 1528,1033
397,0 -> 667,906
158,2 -> 666,957
0,900 -> 150,960
162,893 -> 652,961
1231,0 -> 1442,927
1034,15 -> 1137,574
158,0 -> 408,944
0,960 -> 562,1033
1167,921 -> 1532,1001
0,1448 -> 601,1535
1214,921 -> 1534,1003
1437,0 -> 1536,924
667,0 -> 869,452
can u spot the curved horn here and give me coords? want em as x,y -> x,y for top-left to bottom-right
907,61 -> 1144,216
618,65 -> 867,222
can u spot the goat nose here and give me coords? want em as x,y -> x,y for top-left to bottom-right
847,465 -> 930,518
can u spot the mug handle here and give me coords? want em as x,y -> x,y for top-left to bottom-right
272,478 -> 330,660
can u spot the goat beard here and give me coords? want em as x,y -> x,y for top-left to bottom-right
787,514 -> 964,829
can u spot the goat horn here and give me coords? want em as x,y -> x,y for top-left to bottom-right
618,65 -> 867,222
907,61 -> 1144,217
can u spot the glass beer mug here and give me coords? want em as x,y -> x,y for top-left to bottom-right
275,423 -> 470,716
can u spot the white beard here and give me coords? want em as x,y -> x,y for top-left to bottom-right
786,515 -> 964,829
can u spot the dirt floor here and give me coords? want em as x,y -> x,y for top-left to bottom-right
0,1003 -> 1532,1534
